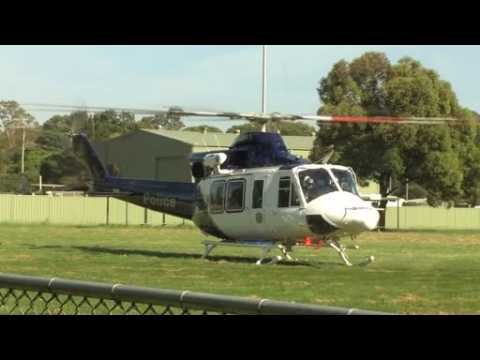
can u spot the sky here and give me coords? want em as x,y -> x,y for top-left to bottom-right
1,45 -> 479,130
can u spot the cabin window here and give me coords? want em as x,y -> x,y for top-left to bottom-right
278,177 -> 291,208
252,180 -> 264,209
226,180 -> 245,212
210,181 -> 225,213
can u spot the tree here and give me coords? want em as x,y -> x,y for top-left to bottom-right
36,130 -> 70,152
227,123 -> 260,134
183,125 -> 223,133
38,110 -> 144,187
40,150 -> 90,188
8,147 -> 52,182
138,108 -> 185,131
0,101 -> 40,182
0,101 -> 38,150
90,111 -> 137,140
0,101 -> 37,130
312,53 -> 477,228
43,110 -> 138,141
227,121 -> 316,136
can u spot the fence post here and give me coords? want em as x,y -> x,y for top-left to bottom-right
397,198 -> 400,231
162,213 -> 166,226
106,197 -> 110,225
125,201 -> 129,226
144,208 -> 148,225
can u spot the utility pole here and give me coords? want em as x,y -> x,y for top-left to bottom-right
262,45 -> 267,114
261,45 -> 268,132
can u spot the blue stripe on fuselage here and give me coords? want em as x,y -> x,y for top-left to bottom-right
96,176 -> 197,220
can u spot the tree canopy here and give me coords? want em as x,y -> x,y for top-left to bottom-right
312,52 -> 480,225
182,125 -> 223,133
138,107 -> 185,131
227,121 -> 316,136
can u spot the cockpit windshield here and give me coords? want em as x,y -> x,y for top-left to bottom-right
331,169 -> 359,195
298,168 -> 359,203
299,169 -> 338,203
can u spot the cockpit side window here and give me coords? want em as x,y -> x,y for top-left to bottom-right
299,169 -> 338,203
291,182 -> 300,207
331,169 -> 359,195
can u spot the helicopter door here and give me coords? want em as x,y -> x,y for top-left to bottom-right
269,174 -> 305,240
208,176 -> 253,240
250,174 -> 272,240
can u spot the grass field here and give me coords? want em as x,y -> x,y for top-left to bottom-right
0,223 -> 480,314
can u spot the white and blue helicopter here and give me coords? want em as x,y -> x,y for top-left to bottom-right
52,105 -> 455,266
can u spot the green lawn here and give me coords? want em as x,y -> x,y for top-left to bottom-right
0,224 -> 480,314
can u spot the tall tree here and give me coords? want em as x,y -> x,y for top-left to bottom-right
0,101 -> 39,182
138,113 -> 185,131
312,53 -> 476,228
227,121 -> 316,136
0,101 -> 38,149
90,111 -> 137,140
43,110 -> 139,141
183,125 -> 223,133
40,150 -> 90,188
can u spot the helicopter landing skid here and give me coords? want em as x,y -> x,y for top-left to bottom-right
201,240 -> 298,266
326,239 -> 374,266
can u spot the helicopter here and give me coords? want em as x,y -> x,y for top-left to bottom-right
42,104 -> 455,267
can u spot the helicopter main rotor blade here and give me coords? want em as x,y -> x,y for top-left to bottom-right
22,103 -> 458,125
296,115 -> 458,125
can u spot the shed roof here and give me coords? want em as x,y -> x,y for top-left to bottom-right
141,129 -> 314,151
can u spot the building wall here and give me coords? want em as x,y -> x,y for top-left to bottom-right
95,131 -> 193,182
290,149 -> 311,160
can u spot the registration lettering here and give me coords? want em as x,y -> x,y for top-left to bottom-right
143,193 -> 177,209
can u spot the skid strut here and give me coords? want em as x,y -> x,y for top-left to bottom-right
202,240 -> 298,265
327,239 -> 353,266
326,238 -> 375,266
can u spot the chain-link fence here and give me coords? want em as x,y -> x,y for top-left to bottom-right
0,272 -> 390,315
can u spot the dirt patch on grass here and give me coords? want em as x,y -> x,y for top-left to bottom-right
314,298 -> 335,304
283,281 -> 311,287
392,293 -> 428,305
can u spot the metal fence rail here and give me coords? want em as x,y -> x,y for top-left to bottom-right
0,272 -> 390,315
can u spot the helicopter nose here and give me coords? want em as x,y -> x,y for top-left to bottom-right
342,206 -> 380,232
305,192 -> 380,233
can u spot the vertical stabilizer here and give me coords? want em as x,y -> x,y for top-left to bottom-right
72,133 -> 109,180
